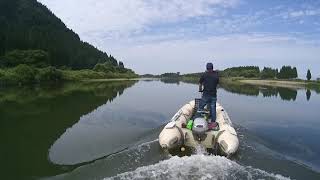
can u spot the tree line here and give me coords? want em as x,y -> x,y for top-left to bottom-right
0,0 -> 127,70
220,65 -> 314,80
221,66 -> 260,78
158,66 -> 315,81
0,0 -> 137,86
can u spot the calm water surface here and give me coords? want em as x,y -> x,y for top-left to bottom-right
1,80 -> 320,180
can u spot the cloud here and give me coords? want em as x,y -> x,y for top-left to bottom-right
282,9 -> 320,19
290,11 -> 305,18
38,0 -> 320,78
38,0 -> 239,36
107,33 -> 320,77
38,0 -> 320,45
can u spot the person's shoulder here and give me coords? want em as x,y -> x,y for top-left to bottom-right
207,71 -> 219,79
212,70 -> 219,76
199,72 -> 206,80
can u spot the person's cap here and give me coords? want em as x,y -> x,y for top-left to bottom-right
206,63 -> 213,70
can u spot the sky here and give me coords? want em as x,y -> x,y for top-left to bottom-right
38,0 -> 320,78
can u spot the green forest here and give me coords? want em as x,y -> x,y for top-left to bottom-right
220,65 -> 299,79
0,0 -> 137,86
146,65 -> 304,80
221,66 -> 260,78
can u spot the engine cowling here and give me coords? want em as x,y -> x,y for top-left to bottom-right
192,117 -> 208,141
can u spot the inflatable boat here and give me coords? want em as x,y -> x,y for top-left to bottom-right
159,99 -> 239,156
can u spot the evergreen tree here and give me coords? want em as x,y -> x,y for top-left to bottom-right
277,66 -> 298,79
0,0 -> 127,71
293,67 -> 298,78
0,50 -> 49,67
260,67 -> 278,79
221,66 -> 260,78
307,69 -> 312,81
118,61 -> 124,69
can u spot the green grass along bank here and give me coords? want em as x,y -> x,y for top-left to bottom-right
0,64 -> 138,86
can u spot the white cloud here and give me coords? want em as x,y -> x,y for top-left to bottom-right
305,10 -> 320,16
107,33 -> 320,77
37,0 -> 320,78
282,9 -> 320,19
290,11 -> 305,18
38,0 -> 239,36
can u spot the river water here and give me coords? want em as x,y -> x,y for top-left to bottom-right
1,80 -> 320,180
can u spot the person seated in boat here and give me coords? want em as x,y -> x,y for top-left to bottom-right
198,62 -> 219,128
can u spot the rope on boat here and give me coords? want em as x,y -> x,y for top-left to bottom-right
212,130 -> 225,155
176,126 -> 185,145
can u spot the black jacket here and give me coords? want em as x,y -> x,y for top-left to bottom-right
199,71 -> 219,97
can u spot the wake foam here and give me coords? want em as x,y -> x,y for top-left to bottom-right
104,155 -> 290,180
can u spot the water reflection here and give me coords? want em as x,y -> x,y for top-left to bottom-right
160,78 -> 180,85
48,81 -> 172,165
278,87 -> 297,101
0,81 -> 136,103
260,87 -> 278,98
45,80 -> 320,180
177,78 -> 318,101
219,82 -> 259,96
48,104 -> 166,165
0,81 -> 137,179
307,89 -> 311,101
219,82 -> 298,101
2,80 -> 320,180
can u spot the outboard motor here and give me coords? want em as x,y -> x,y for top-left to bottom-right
192,117 -> 208,141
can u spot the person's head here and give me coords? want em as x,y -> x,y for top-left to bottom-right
206,62 -> 213,71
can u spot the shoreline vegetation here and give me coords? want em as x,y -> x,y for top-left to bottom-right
83,78 -> 154,82
1,1 -> 318,89
0,0 -> 138,87
238,79 -> 306,89
0,80 -> 137,103
0,62 -> 138,87
141,65 -> 320,91
222,78 -> 320,91
186,77 -> 320,88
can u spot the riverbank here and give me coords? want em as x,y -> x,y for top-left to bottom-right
83,78 -> 157,82
176,76 -> 320,93
0,65 -> 138,87
238,79 -> 307,89
232,78 -> 320,93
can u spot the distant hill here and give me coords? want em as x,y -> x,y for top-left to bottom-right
0,0 -> 122,69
